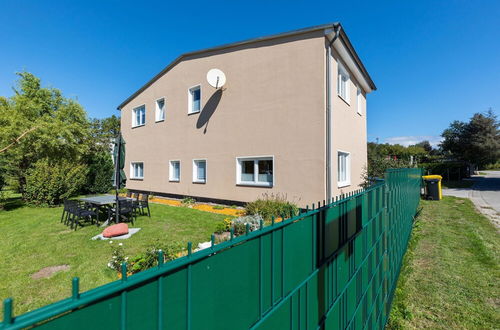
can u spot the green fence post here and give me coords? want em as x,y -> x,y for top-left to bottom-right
158,250 -> 164,267
121,263 -> 127,281
72,277 -> 80,301
3,298 -> 13,325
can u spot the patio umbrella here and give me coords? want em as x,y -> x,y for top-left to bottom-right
112,133 -> 126,223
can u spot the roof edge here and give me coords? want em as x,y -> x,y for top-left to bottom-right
117,22 -> 377,110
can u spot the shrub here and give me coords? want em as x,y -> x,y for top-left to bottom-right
245,193 -> 299,221
181,197 -> 196,207
212,205 -> 225,210
420,161 -> 470,180
108,240 -> 184,274
232,214 -> 263,235
214,218 -> 232,234
83,151 -> 113,194
24,159 -> 87,206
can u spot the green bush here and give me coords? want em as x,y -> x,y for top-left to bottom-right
214,218 -> 232,234
83,151 -> 114,194
420,161 -> 470,180
24,159 -> 87,206
108,240 -> 184,274
245,193 -> 299,221
484,161 -> 500,170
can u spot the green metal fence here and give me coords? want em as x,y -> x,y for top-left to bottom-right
0,168 -> 422,329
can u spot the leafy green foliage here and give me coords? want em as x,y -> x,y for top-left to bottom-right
0,73 -> 90,196
0,72 -> 120,203
109,240 -> 184,274
441,109 -> 500,168
364,142 -> 430,186
214,218 -> 232,234
83,151 -> 114,194
419,161 -> 470,180
245,193 -> 299,221
181,197 -> 196,206
23,159 -> 88,206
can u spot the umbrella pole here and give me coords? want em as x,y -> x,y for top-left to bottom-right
115,133 -> 121,224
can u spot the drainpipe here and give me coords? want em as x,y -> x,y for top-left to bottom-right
325,24 -> 341,202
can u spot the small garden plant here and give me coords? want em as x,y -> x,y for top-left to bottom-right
245,193 -> 299,221
181,197 -> 196,207
108,240 -> 185,276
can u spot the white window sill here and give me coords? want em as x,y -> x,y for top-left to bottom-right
169,179 -> 180,182
357,111 -> 362,116
338,182 -> 351,188
192,180 -> 206,184
337,94 -> 350,106
155,119 -> 165,123
132,124 -> 145,129
237,182 -> 273,188
130,177 -> 144,181
188,110 -> 200,115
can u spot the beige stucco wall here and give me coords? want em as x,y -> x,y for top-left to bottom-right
121,31 -> 328,207
330,49 -> 368,195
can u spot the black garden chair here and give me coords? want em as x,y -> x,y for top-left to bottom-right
109,199 -> 136,225
66,201 -> 98,230
136,193 -> 151,217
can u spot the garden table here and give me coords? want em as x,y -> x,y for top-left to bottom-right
78,195 -> 134,225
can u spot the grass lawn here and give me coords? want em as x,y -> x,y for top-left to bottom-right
388,197 -> 500,329
440,179 -> 474,189
0,197 -> 228,316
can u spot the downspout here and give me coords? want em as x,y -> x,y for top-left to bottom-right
325,24 -> 341,202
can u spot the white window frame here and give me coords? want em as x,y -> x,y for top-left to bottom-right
169,160 -> 180,182
356,87 -> 362,115
130,162 -> 144,180
155,97 -> 166,122
188,85 -> 202,114
337,62 -> 350,104
192,159 -> 207,183
236,156 -> 274,187
337,151 -> 351,188
132,105 -> 146,127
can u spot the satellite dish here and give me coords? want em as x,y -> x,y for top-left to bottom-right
207,69 -> 226,89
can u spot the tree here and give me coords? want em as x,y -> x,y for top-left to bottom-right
441,109 -> 500,168
0,72 -> 90,198
82,115 -> 120,194
414,140 -> 433,153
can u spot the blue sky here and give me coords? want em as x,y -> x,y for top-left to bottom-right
1,1 -> 499,146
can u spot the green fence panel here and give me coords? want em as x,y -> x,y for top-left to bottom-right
1,168 -> 422,330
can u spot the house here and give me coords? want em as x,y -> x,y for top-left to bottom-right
118,23 -> 376,207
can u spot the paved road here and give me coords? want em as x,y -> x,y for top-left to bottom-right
443,170 -> 500,228
470,171 -> 500,213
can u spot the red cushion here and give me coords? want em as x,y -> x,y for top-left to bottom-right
103,223 -> 129,238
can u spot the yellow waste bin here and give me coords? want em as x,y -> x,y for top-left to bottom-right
422,175 -> 442,200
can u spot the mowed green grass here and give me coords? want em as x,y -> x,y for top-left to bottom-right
0,198 -> 227,316
388,197 -> 500,329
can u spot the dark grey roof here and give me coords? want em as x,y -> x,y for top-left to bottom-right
117,22 -> 376,110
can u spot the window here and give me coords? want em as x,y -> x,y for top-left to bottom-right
357,88 -> 362,115
188,86 -> 201,114
236,157 -> 273,187
133,105 -> 146,127
131,162 -> 144,179
169,160 -> 180,182
337,151 -> 350,187
193,159 -> 206,183
337,62 -> 350,103
156,98 -> 165,122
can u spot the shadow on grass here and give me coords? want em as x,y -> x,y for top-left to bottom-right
1,196 -> 25,211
